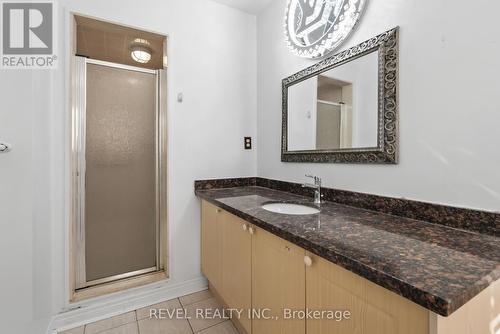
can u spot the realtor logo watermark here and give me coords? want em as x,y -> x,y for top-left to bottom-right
1,1 -> 57,69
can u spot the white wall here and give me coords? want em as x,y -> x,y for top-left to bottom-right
0,72 -> 43,333
257,0 -> 500,212
0,69 -> 59,332
0,0 -> 256,332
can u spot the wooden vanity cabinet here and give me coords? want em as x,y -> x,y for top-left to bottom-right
201,201 -> 223,291
201,200 -> 305,334
202,200 -> 495,334
221,212 -> 252,333
252,227 -> 306,334
201,201 -> 252,333
305,252 -> 429,334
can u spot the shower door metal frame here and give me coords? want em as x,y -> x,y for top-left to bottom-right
72,56 -> 167,290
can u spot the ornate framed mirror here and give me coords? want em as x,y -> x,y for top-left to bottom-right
281,27 -> 399,164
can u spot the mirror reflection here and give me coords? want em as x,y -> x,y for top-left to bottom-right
287,50 -> 379,151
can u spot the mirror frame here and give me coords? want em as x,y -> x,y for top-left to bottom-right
281,27 -> 399,164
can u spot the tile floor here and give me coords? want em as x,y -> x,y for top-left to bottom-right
60,289 -> 240,334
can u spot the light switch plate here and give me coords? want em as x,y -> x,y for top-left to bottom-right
244,137 -> 252,150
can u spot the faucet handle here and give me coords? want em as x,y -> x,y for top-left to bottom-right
305,174 -> 321,185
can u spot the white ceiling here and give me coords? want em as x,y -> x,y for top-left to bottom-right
212,0 -> 274,14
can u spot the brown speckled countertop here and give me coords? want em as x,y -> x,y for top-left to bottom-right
195,186 -> 500,317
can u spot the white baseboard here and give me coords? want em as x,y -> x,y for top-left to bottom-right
48,276 -> 208,334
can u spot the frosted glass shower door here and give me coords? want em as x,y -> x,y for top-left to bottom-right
77,59 -> 160,288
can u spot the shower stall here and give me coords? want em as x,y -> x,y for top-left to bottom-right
72,56 -> 168,294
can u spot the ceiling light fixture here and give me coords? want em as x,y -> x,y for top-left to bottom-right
130,38 -> 152,64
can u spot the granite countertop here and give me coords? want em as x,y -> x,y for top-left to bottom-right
195,186 -> 500,317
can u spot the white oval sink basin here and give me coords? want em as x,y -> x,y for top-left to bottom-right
261,203 -> 320,215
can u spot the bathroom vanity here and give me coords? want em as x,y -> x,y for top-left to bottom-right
195,180 -> 499,334
193,26 -> 499,334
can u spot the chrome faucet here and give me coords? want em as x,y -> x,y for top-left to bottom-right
302,174 -> 322,205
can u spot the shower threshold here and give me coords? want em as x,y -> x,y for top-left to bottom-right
82,266 -> 159,289
72,269 -> 168,302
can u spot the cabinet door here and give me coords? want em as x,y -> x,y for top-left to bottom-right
201,200 -> 222,291
252,227 -> 305,334
305,252 -> 429,334
221,212 -> 252,333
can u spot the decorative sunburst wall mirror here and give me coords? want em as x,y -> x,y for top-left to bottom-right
285,0 -> 367,59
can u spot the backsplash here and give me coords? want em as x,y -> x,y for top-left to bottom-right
195,177 -> 499,237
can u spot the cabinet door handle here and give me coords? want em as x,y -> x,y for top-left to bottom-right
248,227 -> 255,235
216,208 -> 222,213
242,224 -> 248,231
304,255 -> 313,267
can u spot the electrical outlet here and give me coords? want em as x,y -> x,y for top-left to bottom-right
244,137 -> 252,150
